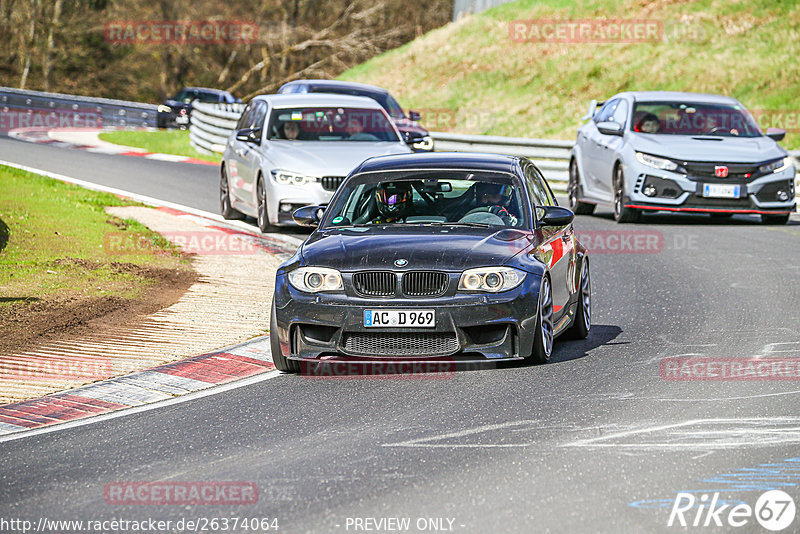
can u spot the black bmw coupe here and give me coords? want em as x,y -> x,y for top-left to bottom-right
270,153 -> 591,372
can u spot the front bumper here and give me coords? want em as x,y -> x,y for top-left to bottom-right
272,273 -> 542,363
266,180 -> 336,226
623,158 -> 796,214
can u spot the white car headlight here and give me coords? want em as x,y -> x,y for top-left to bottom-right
759,157 -> 791,174
157,104 -> 172,113
288,267 -> 343,293
635,152 -> 682,172
412,135 -> 434,151
273,170 -> 318,186
458,267 -> 525,293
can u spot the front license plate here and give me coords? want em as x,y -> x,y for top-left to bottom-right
364,309 -> 435,328
703,183 -> 740,198
175,115 -> 189,124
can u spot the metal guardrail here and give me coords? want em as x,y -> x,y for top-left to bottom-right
0,87 -> 157,128
189,101 -> 246,154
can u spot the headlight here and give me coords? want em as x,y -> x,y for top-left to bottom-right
157,104 -> 172,113
273,170 -> 318,186
288,267 -> 343,293
759,157 -> 791,174
412,135 -> 434,151
635,152 -> 683,172
458,267 -> 525,293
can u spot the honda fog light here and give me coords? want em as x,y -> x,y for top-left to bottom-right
458,267 -> 526,293
288,267 -> 343,293
777,189 -> 790,201
643,184 -> 657,197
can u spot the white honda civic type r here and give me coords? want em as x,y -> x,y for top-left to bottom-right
220,93 -> 413,231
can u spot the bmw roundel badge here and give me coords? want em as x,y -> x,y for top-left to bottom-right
394,258 -> 408,267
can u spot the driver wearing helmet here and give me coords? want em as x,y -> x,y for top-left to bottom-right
372,181 -> 414,223
474,182 -> 518,226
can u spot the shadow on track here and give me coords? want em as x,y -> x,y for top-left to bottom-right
549,324 -> 624,364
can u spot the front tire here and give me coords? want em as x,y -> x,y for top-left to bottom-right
271,297 -> 299,373
220,166 -> 245,220
568,159 -> 596,215
613,165 -> 640,223
564,259 -> 591,340
257,174 -> 275,233
761,213 -> 790,225
529,275 -> 554,364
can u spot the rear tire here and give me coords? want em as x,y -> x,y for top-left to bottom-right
613,165 -> 640,223
563,259 -> 591,340
568,159 -> 596,215
271,297 -> 299,373
761,213 -> 790,225
529,276 -> 554,364
220,166 -> 245,220
257,174 -> 276,233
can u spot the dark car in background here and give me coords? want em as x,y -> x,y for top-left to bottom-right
278,79 -> 434,152
270,152 -> 591,372
157,87 -> 240,129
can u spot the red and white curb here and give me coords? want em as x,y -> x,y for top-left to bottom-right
8,127 -> 217,166
0,336 -> 275,437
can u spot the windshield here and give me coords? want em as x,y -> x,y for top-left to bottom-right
307,86 -> 406,119
174,89 -> 220,103
266,106 -> 400,142
322,171 -> 528,229
631,101 -> 762,137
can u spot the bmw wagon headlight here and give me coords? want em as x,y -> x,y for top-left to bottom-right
288,267 -> 343,293
273,170 -> 318,185
635,152 -> 683,172
458,267 -> 526,293
759,157 -> 791,174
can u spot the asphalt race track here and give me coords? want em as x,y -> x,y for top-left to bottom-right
2,135 -> 800,533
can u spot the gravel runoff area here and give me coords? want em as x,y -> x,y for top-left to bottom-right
0,206 -> 288,404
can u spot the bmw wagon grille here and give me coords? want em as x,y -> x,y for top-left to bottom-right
402,271 -> 448,297
342,332 -> 459,357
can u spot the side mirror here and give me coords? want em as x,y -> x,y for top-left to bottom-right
235,128 -> 261,145
539,206 -> 575,227
596,121 -> 623,136
408,110 -> 421,122
293,205 -> 325,227
403,131 -> 425,145
766,127 -> 786,142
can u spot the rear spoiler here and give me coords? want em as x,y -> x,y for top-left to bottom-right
581,100 -> 605,121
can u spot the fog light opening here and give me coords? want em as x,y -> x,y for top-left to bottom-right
777,189 -> 790,202
280,203 -> 293,212
643,184 -> 657,197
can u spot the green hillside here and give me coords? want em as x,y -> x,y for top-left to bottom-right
340,0 -> 800,148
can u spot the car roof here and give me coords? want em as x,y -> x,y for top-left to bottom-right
615,91 -> 739,105
355,152 -> 519,175
182,86 -> 229,95
252,93 -> 383,109
282,79 -> 390,96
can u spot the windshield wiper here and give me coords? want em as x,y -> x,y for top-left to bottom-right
424,222 -> 496,228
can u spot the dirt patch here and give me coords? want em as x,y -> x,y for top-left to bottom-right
0,260 -> 197,355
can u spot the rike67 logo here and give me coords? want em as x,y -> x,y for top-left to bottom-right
668,490 -> 796,531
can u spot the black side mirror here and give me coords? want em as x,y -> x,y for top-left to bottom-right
766,127 -> 786,142
293,205 -> 326,227
596,121 -> 623,136
539,206 -> 575,227
408,110 -> 421,121
235,128 -> 261,145
403,131 -> 425,145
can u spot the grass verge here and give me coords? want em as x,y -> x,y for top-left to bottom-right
340,0 -> 800,150
98,129 -> 221,163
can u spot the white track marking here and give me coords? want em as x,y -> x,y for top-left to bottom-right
382,420 -> 540,448
0,159 -> 305,249
0,370 -> 282,444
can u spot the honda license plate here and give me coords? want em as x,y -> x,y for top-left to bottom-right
703,184 -> 740,198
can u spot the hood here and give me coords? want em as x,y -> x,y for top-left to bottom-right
265,141 -> 411,177
631,133 -> 786,163
393,117 -> 428,136
300,226 -> 532,271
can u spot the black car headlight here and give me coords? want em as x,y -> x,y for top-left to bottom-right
458,267 -> 525,293
635,152 -> 685,173
759,157 -> 791,174
288,267 -> 343,293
